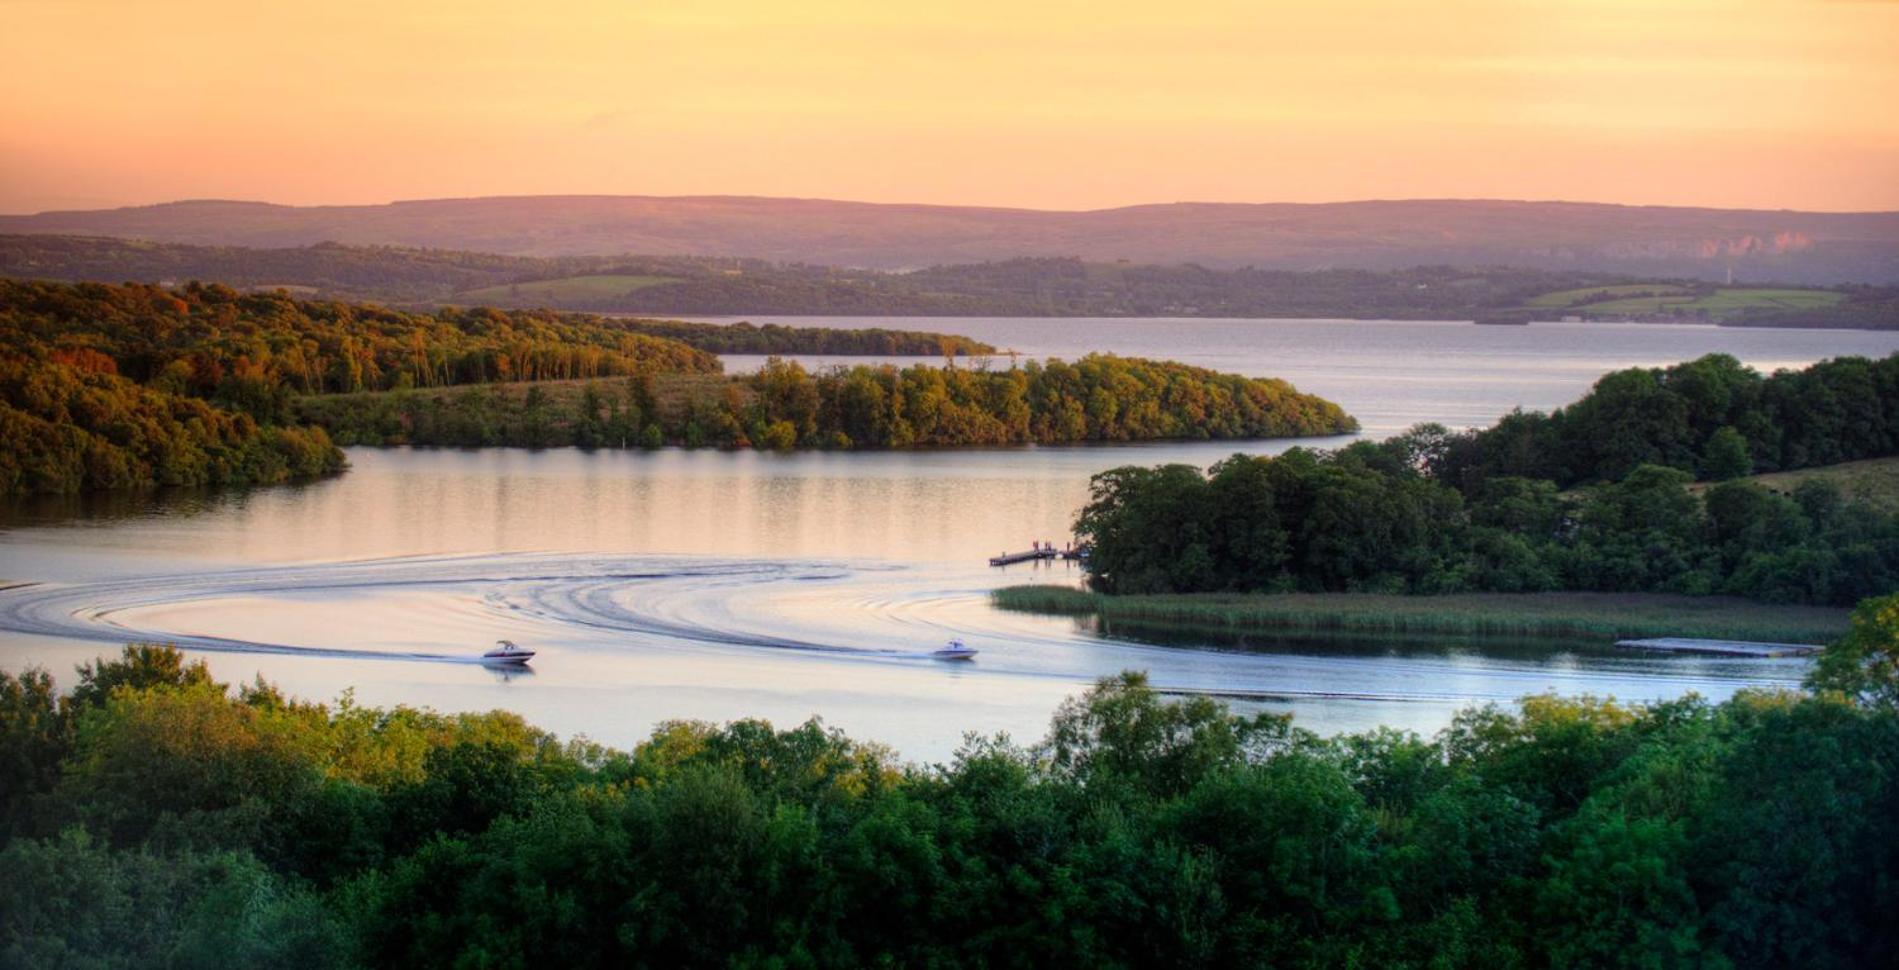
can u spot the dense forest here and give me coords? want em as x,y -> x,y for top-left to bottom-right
0,279 -> 991,403
1075,355 -> 1899,605
0,354 -> 342,496
0,279 -> 724,494
2,629 -> 1897,967
298,356 -> 1358,450
9,235 -> 1892,326
1436,353 -> 1899,489
1077,441 -> 1898,605
1,279 -> 720,408
0,280 -> 1066,495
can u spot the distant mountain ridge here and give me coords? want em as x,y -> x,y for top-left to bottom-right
5,195 -> 1899,283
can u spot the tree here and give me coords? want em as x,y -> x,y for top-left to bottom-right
0,667 -> 72,835
1041,671 -> 1291,797
71,644 -> 218,710
1703,425 -> 1752,481
1809,593 -> 1899,708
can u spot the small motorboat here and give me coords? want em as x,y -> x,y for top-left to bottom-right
932,638 -> 977,661
482,639 -> 536,665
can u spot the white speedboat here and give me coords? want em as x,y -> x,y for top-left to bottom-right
482,639 -> 536,665
932,638 -> 977,661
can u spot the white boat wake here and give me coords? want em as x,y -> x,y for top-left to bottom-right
0,552 -> 1810,708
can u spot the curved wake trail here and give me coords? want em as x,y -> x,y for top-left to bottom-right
0,554 -> 892,664
0,552 -> 1809,709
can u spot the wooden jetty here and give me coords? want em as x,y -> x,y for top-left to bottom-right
988,545 -> 1088,567
1614,637 -> 1821,658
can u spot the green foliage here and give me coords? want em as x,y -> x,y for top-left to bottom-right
0,667 -> 71,838
5,644 -> 1897,967
0,829 -> 348,970
0,354 -> 344,495
69,643 -> 218,710
1,278 -> 719,400
1078,447 -> 1891,607
1040,671 -> 1293,797
1809,593 -> 1899,708
1703,425 -> 1753,480
1073,370 -> 1899,606
298,355 -> 1357,451
0,277 -> 740,493
1439,352 -> 1899,489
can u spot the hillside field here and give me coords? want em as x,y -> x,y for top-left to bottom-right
1697,455 -> 1899,512
1523,285 -> 1847,320
1523,283 -> 1694,307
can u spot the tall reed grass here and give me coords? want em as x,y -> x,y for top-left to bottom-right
991,586 -> 1849,644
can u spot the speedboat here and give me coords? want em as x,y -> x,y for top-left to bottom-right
931,638 -> 977,661
482,639 -> 536,665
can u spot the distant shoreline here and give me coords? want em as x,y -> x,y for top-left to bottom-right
672,313 -> 1876,332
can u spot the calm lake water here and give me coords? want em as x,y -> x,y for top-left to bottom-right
3,319 -> 1894,758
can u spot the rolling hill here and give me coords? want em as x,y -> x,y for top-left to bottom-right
5,195 -> 1898,284
5,235 -> 1894,327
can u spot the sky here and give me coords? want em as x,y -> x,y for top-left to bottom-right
3,0 -> 1897,214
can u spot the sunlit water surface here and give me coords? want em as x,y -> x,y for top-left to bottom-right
5,319 -> 1894,758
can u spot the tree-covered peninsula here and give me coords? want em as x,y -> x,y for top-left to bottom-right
0,279 -> 1354,494
297,355 -> 1357,451
1026,354 -> 1899,612
3,624 -> 1898,966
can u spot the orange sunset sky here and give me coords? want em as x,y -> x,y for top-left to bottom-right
3,0 -> 1897,214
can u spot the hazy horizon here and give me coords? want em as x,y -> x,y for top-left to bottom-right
11,190 -> 1899,220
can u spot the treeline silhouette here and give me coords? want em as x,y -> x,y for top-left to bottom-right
298,356 -> 1359,450
2,636 -> 1896,966
1076,355 -> 1899,605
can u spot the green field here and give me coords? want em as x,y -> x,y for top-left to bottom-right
993,586 -> 1850,644
455,274 -> 679,306
1582,288 -> 1844,316
1695,455 -> 1899,513
1524,283 -> 1693,308
1522,285 -> 1846,320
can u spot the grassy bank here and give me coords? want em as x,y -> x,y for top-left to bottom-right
1697,455 -> 1899,513
993,586 -> 1852,644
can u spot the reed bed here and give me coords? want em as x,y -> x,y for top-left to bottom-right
992,586 -> 1850,645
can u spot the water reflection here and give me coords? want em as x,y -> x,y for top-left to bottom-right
482,662 -> 537,683
0,549 -> 1810,758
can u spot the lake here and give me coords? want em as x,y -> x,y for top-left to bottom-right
705,315 -> 1899,435
3,318 -> 1895,759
